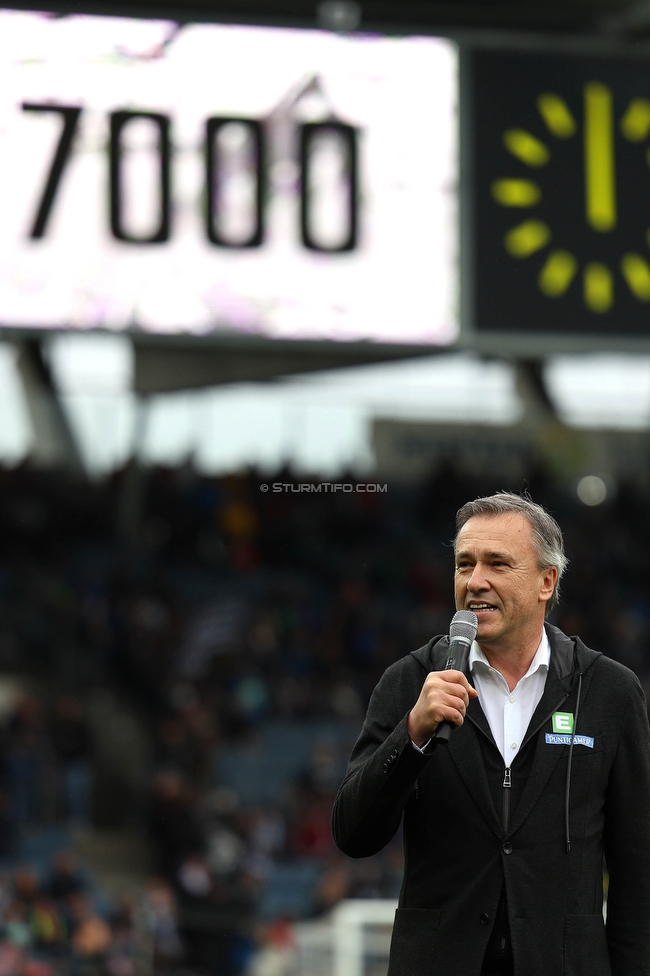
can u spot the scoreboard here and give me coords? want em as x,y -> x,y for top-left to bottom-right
4,10 -> 650,356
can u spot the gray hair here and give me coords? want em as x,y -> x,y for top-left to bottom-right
454,492 -> 568,613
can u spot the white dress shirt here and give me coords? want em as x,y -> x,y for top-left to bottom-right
469,630 -> 550,765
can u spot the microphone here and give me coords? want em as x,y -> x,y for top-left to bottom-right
433,610 -> 478,745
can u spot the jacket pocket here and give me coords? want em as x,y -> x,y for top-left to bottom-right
564,914 -> 611,976
387,908 -> 442,976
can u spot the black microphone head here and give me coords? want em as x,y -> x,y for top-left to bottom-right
450,609 -> 478,644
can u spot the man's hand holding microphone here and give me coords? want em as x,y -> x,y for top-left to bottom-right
407,610 -> 478,748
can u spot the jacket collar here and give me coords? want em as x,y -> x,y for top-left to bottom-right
410,622 -> 600,685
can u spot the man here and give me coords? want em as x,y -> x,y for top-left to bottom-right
332,493 -> 650,976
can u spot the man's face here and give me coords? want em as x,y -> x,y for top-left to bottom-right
454,512 -> 557,652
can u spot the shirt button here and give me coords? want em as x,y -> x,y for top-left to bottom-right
509,695 -> 516,703
510,741 -> 517,749
480,913 -> 490,925
503,842 -> 513,855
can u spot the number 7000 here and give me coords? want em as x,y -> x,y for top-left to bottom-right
22,103 -> 359,252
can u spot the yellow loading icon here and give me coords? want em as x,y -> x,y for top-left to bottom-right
492,84 -> 650,313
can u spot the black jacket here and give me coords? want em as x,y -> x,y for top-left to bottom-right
332,625 -> 650,976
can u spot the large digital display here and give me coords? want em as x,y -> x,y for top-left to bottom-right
0,10 -> 458,344
464,47 -> 650,351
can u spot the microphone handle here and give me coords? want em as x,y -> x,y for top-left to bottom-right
433,639 -> 472,745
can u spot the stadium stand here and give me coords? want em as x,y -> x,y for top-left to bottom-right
0,461 -> 646,974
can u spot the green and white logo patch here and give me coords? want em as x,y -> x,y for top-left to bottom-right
552,712 -> 574,734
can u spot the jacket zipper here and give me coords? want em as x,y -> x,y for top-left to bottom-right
499,768 -> 512,958
502,766 -> 511,833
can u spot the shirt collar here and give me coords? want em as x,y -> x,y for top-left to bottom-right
469,628 -> 550,677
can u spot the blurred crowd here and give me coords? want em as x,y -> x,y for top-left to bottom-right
0,461 -> 647,973
0,850 -> 183,976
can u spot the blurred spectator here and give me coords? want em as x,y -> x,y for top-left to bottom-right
148,772 -> 202,878
6,698 -> 49,826
50,697 -> 93,831
68,892 -> 112,963
248,919 -> 298,976
0,794 -> 17,861
143,879 -> 183,971
313,861 -> 351,915
0,941 -> 27,976
289,795 -> 336,860
46,850 -> 86,902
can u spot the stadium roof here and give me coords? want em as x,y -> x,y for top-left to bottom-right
2,335 -> 649,476
1,0 -> 649,37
